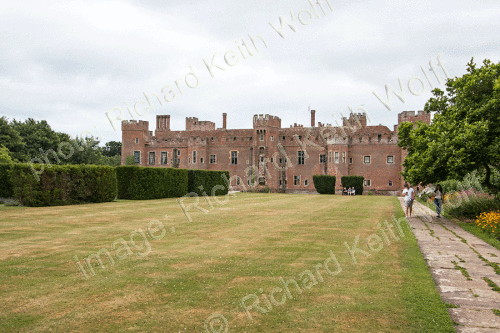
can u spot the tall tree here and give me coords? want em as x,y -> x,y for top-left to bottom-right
398,58 -> 500,194
101,141 -> 122,157
11,118 -> 66,161
0,117 -> 26,162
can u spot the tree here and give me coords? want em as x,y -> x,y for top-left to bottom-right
0,117 -> 26,162
11,118 -> 66,161
125,155 -> 135,165
101,141 -> 122,157
398,58 -> 500,194
0,145 -> 14,163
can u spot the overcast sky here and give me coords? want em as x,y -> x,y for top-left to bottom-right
1,0 -> 499,143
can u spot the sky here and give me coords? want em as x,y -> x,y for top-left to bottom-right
1,0 -> 499,144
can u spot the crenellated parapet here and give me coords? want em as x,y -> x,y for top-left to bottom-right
398,110 -> 431,125
122,120 -> 149,131
186,117 -> 216,131
253,114 -> 281,128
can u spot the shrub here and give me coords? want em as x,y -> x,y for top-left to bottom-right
116,166 -> 189,200
11,164 -> 117,207
187,170 -> 229,196
475,210 -> 500,236
445,190 -> 500,219
341,176 -> 364,195
313,175 -> 336,194
0,163 -> 14,198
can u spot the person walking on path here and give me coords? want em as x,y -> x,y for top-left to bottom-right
402,183 -> 415,217
434,184 -> 443,218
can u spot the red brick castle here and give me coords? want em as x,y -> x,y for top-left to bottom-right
121,110 -> 430,194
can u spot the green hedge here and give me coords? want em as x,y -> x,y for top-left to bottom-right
188,170 -> 230,196
11,164 -> 117,207
341,176 -> 364,195
0,163 -> 14,198
313,175 -> 336,194
116,166 -> 189,200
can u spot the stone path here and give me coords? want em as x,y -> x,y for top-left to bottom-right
400,198 -> 500,332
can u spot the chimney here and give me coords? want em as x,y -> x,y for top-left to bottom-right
166,115 -> 170,130
311,110 -> 316,127
223,113 -> 227,129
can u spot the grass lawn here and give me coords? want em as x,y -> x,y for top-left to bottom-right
0,193 -> 454,332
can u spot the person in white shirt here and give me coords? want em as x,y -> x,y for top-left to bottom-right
402,183 -> 415,217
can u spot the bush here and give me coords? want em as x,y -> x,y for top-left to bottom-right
187,170 -> 229,197
116,166 -> 189,200
341,176 -> 364,195
11,164 -> 117,207
0,163 -> 14,198
444,190 -> 500,219
313,175 -> 336,194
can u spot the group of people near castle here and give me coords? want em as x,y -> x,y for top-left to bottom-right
403,183 -> 443,218
342,187 -> 356,196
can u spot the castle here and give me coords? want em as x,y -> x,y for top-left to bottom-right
121,110 -> 430,194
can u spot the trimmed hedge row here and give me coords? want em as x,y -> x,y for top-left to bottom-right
341,175 -> 364,195
188,169 -> 230,196
313,175 -> 336,194
116,166 -> 189,200
11,164 -> 117,207
0,163 -> 14,198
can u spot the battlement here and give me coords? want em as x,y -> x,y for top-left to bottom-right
253,114 -> 281,128
398,110 -> 431,125
186,117 -> 216,131
122,120 -> 149,131
343,112 -> 367,128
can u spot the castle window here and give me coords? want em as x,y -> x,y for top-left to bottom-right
249,137 -> 252,140
320,154 -> 326,163
161,152 -> 168,165
234,137 -> 236,140
236,177 -> 241,186
349,157 -> 353,164
387,155 -> 394,164
149,152 -> 155,165
200,158 -> 204,163
177,150 -> 181,156
335,152 -> 339,164
364,156 -> 371,164
211,137 -> 213,141
294,175 -> 301,186
135,138 -> 139,144
259,177 -> 266,185
134,151 -> 140,165
389,180 -> 393,187
304,179 -> 308,186
378,134 -> 382,142
188,158 -> 191,163
260,134 -> 264,141
282,136 -> 285,140
177,158 -> 180,164
342,152 -> 346,163
271,157 -> 273,163
210,154 -> 216,164
260,156 -> 264,162
298,135 -> 302,141
231,151 -> 238,165
271,136 -> 274,141
328,152 -> 332,163
297,151 -> 305,165
192,151 -> 196,163
364,179 -> 371,187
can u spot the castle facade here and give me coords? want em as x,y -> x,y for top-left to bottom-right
121,110 -> 430,194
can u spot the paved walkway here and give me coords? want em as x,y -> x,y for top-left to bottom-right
400,198 -> 500,332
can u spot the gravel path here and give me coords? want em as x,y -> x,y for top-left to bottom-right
399,198 -> 500,332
